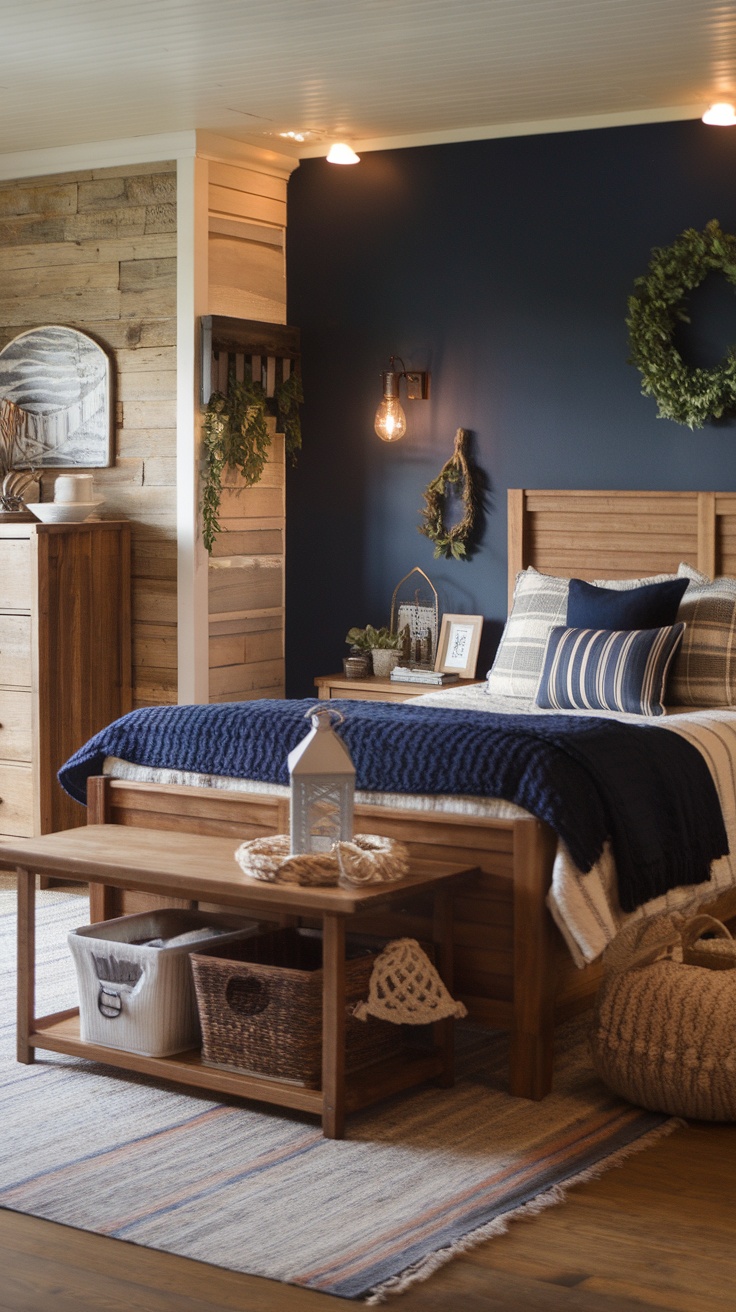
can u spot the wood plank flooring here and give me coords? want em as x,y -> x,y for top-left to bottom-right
2,1120 -> 734,1311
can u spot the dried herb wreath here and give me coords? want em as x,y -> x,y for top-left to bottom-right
626,219 -> 736,429
201,371 -> 302,553
419,427 -> 479,560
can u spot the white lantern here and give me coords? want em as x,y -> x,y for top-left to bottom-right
288,707 -> 355,855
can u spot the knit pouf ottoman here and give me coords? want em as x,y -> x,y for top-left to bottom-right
591,913 -> 736,1120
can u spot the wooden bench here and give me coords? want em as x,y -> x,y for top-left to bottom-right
2,824 -> 477,1138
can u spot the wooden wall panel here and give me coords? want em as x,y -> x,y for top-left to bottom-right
207,425 -> 285,701
204,146 -> 289,704
207,161 -> 286,324
0,161 -> 177,709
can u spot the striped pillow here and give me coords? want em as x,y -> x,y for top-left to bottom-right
536,624 -> 685,716
666,576 -> 736,706
486,569 -> 568,701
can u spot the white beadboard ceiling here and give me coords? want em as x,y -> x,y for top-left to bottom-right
0,0 -> 733,160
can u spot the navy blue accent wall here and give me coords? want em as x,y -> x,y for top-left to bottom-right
285,120 -> 736,696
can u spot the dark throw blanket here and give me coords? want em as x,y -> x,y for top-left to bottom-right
58,699 -> 729,913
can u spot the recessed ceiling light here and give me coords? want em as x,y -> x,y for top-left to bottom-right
263,128 -> 324,143
702,101 -> 736,126
326,142 -> 360,165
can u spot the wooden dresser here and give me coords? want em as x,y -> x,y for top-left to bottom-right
0,520 -> 131,839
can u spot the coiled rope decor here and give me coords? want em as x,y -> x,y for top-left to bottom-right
234,833 -> 411,887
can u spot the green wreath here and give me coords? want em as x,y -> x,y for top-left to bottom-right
419,427 -> 479,560
626,219 -> 736,429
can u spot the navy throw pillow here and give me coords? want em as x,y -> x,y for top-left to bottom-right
536,624 -> 685,716
566,576 -> 688,630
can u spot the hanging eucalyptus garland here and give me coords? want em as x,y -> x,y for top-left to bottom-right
626,219 -> 736,429
201,370 -> 303,553
419,427 -> 479,560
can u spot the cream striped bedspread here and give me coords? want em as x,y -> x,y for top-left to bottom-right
103,685 -> 736,967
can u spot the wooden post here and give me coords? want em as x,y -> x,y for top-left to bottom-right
507,488 -> 526,612
87,776 -> 120,923
16,865 -> 35,1064
509,819 -> 557,1100
321,912 -> 346,1139
433,887 -> 455,1087
697,491 -> 717,580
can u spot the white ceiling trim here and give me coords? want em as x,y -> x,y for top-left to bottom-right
0,132 -> 198,181
300,102 -> 705,158
0,129 -> 299,184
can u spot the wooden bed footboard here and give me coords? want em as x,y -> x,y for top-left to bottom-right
86,774 -> 597,1100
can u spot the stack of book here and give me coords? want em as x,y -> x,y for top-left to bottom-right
390,666 -> 460,685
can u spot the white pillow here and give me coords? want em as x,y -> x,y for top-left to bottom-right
590,562 -> 706,590
486,568 -> 568,701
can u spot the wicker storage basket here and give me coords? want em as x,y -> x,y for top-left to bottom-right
69,909 -> 259,1057
191,927 -> 403,1087
591,913 -> 736,1120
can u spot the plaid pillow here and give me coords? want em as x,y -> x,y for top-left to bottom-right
487,569 -> 568,701
667,576 -> 736,706
536,624 -> 685,717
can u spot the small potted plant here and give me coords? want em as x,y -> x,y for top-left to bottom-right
345,625 -> 402,678
343,627 -> 373,679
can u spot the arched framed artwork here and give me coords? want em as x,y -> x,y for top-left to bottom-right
0,325 -> 112,469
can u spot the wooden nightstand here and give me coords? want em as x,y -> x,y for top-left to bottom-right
314,672 -> 483,704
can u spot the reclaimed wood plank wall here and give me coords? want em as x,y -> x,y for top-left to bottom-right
0,161 -> 177,709
206,163 -> 288,701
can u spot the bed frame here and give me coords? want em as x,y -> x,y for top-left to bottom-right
89,489 -> 736,1100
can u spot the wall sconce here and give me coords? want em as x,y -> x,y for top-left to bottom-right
374,356 -> 429,442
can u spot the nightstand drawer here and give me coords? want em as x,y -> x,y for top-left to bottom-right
0,690 -> 33,761
0,763 -> 34,837
0,615 -> 32,686
0,540 -> 32,610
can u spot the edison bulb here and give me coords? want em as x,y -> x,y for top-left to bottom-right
374,397 -> 407,442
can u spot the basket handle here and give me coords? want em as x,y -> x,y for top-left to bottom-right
224,972 -> 270,1017
680,914 -> 733,950
97,984 -> 123,1019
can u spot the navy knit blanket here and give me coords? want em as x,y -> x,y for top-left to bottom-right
58,699 -> 728,913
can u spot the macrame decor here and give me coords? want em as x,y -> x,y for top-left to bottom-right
419,427 -> 480,560
353,938 -> 468,1025
626,218 -> 736,429
234,833 -> 410,887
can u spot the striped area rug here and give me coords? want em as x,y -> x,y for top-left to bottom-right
0,884 -> 678,1302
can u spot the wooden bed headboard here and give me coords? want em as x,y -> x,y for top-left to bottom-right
508,489 -> 736,609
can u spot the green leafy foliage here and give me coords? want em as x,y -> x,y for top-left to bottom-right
345,624 -> 402,650
201,368 -> 302,553
419,428 -> 479,560
275,370 -> 304,464
626,219 -> 736,429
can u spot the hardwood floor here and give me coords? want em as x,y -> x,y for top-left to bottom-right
2,1120 -> 734,1311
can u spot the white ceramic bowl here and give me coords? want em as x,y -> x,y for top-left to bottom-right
25,501 -> 104,524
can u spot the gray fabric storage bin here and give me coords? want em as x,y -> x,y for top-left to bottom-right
69,909 -> 259,1057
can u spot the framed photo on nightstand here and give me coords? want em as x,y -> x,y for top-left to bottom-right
434,614 -> 484,679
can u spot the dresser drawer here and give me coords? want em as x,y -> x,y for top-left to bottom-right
0,614 -> 32,686
0,690 -> 33,761
0,763 -> 34,837
0,540 -> 32,610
